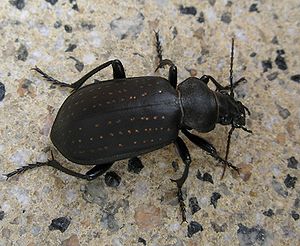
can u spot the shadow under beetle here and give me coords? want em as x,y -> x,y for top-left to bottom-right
5,37 -> 251,223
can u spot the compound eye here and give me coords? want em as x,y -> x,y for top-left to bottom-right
200,75 -> 209,84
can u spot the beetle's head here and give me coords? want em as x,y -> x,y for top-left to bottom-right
217,94 -> 250,131
215,38 -> 252,179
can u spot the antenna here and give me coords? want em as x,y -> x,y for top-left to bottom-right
221,126 -> 235,179
221,38 -> 236,179
229,38 -> 234,97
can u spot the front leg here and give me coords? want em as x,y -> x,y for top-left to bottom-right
200,75 -> 246,92
172,136 -> 192,223
181,129 -> 239,173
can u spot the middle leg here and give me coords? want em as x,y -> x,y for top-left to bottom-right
4,151 -> 114,181
172,136 -> 192,223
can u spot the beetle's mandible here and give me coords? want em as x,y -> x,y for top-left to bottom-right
5,37 -> 251,223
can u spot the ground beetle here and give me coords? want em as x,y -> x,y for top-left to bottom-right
6,37 -> 251,222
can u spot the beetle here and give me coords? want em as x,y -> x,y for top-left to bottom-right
5,38 -> 251,222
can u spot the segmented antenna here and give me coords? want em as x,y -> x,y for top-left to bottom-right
221,126 -> 235,179
229,38 -> 234,97
222,38 -> 236,179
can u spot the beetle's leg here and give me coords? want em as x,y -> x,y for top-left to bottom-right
153,31 -> 177,89
32,67 -> 72,88
168,64 -> 177,90
171,136 -> 191,223
200,75 -> 246,92
222,77 -> 247,90
32,59 -> 126,92
4,162 -> 48,180
154,30 -> 163,64
85,163 -> 114,180
172,137 -> 191,188
200,75 -> 225,91
181,129 -> 239,173
4,152 -> 113,181
155,59 -> 177,89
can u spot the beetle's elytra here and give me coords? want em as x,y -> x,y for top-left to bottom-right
51,76 -> 181,165
5,37 -> 251,222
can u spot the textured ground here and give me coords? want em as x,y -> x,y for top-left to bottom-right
0,0 -> 299,245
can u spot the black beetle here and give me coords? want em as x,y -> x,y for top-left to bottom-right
5,38 -> 251,222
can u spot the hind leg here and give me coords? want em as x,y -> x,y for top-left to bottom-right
33,59 -> 126,92
4,151 -> 113,181
154,31 -> 177,89
171,137 -> 192,223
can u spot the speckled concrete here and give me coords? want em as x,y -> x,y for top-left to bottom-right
0,1 -> 299,245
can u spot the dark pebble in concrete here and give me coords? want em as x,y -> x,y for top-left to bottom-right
275,50 -> 288,70
138,237 -> 146,245
291,211 -> 299,221
271,36 -> 279,44
211,222 -> 227,232
249,3 -> 259,13
196,170 -> 214,184
68,56 -> 84,72
45,0 -> 58,5
210,192 -> 221,208
221,12 -> 231,24
294,198 -> 300,208
70,0 -> 79,11
187,221 -> 203,238
189,197 -> 201,214
266,72 -> 278,81
290,74 -> 300,83
263,209 -> 274,217
284,174 -> 297,189
17,44 -> 28,61
262,59 -> 272,72
276,103 -> 291,119
64,24 -> 73,33
208,0 -> 216,6
81,22 -> 96,30
54,20 -> 62,28
197,12 -> 205,23
172,161 -> 179,172
65,44 -> 77,52
0,210 -> 4,220
237,224 -> 267,245
179,5 -> 197,16
49,217 -> 71,233
0,82 -> 5,102
287,157 -> 298,169
9,0 -> 25,10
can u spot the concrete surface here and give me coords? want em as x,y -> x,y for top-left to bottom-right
0,0 -> 299,245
